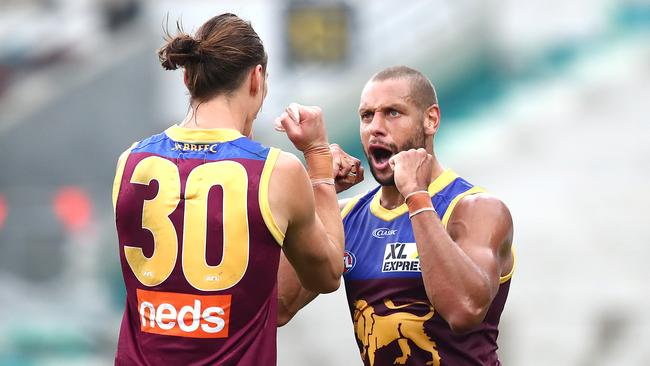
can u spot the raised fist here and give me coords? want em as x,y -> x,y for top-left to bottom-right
388,148 -> 433,196
274,102 -> 328,152
330,143 -> 364,193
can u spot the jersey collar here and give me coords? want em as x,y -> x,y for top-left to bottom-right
369,169 -> 458,222
165,125 -> 244,143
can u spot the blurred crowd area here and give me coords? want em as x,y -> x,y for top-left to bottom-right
1,0 -> 649,365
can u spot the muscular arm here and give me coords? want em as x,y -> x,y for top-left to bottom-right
270,152 -> 344,295
276,143 -> 362,326
390,148 -> 513,333
277,197 -> 353,326
273,105 -> 364,326
410,193 -> 513,333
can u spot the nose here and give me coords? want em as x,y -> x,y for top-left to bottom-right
367,112 -> 386,137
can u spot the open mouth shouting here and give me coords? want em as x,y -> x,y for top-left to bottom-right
368,143 -> 395,172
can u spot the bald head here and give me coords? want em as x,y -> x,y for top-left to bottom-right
369,66 -> 437,112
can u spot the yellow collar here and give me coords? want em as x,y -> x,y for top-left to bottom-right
369,169 -> 458,221
165,125 -> 244,143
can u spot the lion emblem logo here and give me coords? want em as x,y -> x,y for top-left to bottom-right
353,298 -> 441,366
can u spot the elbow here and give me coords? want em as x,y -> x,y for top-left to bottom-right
447,314 -> 484,335
303,260 -> 343,294
320,276 -> 341,294
445,303 -> 489,334
277,296 -> 298,327
304,276 -> 340,294
435,290 -> 492,334
318,261 -> 344,293
277,308 -> 293,327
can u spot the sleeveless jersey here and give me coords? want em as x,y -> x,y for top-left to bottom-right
112,125 -> 285,366
341,169 -> 513,366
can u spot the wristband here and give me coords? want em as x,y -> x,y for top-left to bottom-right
405,191 -> 432,213
304,145 -> 333,180
404,190 -> 429,203
311,178 -> 335,186
409,207 -> 436,219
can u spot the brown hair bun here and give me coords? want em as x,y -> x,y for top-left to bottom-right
157,13 -> 267,102
158,34 -> 201,71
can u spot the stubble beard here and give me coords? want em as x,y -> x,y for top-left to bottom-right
365,127 -> 427,187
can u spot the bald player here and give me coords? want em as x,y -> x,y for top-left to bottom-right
277,66 -> 514,366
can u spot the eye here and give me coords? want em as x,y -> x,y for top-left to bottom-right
387,109 -> 400,118
360,111 -> 373,123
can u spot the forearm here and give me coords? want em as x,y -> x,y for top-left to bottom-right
275,172 -> 342,325
300,181 -> 345,290
312,183 -> 345,250
276,147 -> 344,295
410,212 -> 493,331
277,254 -> 318,326
305,146 -> 345,258
275,180 -> 342,325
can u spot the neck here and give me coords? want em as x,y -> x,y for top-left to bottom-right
379,155 -> 445,210
180,95 -> 251,134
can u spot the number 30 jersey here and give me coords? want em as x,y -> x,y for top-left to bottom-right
112,125 -> 286,366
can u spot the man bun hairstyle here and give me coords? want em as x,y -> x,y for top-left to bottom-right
158,13 -> 268,102
159,33 -> 201,70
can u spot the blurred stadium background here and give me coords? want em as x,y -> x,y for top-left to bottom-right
1,0 -> 649,365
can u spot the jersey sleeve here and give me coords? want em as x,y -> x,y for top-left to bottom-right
112,142 -> 138,212
257,147 -> 285,246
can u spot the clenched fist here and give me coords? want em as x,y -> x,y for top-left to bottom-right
388,148 -> 433,196
274,102 -> 328,152
330,143 -> 364,193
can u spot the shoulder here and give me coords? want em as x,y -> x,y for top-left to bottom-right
454,193 -> 511,221
131,131 -> 167,152
448,193 -> 513,247
269,151 -> 312,208
341,186 -> 381,218
230,137 -> 274,158
339,197 -> 353,212
116,142 -> 139,165
339,196 -> 358,216
339,191 -> 368,217
112,142 -> 139,209
273,151 -> 308,176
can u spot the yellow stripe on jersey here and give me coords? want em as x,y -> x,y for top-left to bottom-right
369,169 -> 459,222
438,186 -> 515,284
112,142 -> 138,212
440,186 -> 486,227
340,194 -> 364,219
259,148 -> 285,246
164,125 -> 243,143
500,247 -> 516,284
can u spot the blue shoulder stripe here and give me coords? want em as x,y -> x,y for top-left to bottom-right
432,177 -> 474,217
131,133 -> 269,161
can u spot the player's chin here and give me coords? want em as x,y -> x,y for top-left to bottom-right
369,165 -> 395,186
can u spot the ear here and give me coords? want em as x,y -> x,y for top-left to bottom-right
249,65 -> 264,96
423,104 -> 440,136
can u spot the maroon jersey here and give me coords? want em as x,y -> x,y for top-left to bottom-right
112,126 -> 285,365
341,170 -> 513,365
